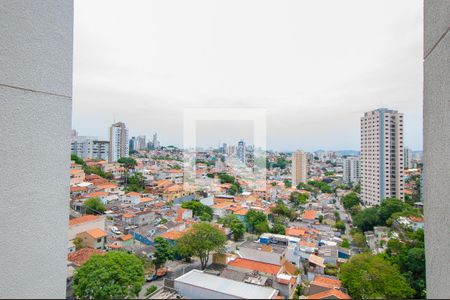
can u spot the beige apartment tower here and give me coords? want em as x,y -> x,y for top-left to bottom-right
292,150 -> 308,187
360,108 -> 404,206
109,122 -> 129,162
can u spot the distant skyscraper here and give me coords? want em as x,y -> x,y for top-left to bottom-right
343,157 -> 360,184
152,132 -> 160,149
137,135 -> 146,150
222,143 -> 227,154
292,150 -> 307,186
129,136 -> 137,152
71,136 -> 109,161
360,108 -> 404,206
404,147 -> 413,169
237,140 -> 246,163
109,122 -> 129,162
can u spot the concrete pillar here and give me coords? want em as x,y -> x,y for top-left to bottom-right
423,0 -> 450,298
0,1 -> 73,298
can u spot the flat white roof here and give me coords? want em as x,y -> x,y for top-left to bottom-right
175,270 -> 277,299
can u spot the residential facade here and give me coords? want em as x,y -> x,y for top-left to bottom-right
360,108 -> 404,206
292,150 -> 307,187
342,157 -> 360,184
109,122 -> 129,162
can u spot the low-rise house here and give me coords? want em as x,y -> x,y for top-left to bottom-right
76,228 -> 107,250
68,215 -> 105,241
302,210 -> 318,223
70,169 -> 85,186
68,248 -> 105,267
174,269 -> 279,299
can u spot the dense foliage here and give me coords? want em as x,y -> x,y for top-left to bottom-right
84,197 -> 106,215
153,237 -> 173,268
176,222 -> 227,269
218,173 -> 242,195
73,252 -> 144,299
308,180 -> 333,193
181,200 -> 213,221
383,229 -> 426,298
245,209 -> 270,234
339,253 -> 414,299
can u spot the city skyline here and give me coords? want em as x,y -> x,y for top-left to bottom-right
72,0 -> 423,152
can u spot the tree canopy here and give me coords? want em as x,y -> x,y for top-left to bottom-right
181,200 -> 213,221
175,222 -> 227,269
245,209 -> 269,234
339,253 -> 414,299
153,237 -> 173,268
73,251 -> 144,299
342,192 -> 360,211
84,197 -> 106,215
290,192 -> 308,207
219,214 -> 246,241
118,157 -> 137,169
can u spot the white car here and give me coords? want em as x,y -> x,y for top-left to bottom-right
110,226 -> 122,235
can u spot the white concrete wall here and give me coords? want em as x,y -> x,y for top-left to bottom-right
423,1 -> 450,298
0,1 -> 73,298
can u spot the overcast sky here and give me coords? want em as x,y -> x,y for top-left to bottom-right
73,0 -> 423,152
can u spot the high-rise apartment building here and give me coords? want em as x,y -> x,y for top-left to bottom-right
292,150 -> 307,187
404,147 -> 413,169
137,135 -> 146,150
71,136 -> 109,161
152,132 -> 160,149
343,157 -> 360,184
360,108 -> 404,206
109,122 -> 129,162
237,140 -> 246,163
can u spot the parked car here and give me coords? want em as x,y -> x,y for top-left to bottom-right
145,267 -> 167,282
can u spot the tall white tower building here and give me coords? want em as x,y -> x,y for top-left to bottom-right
109,122 -> 129,162
360,108 -> 404,206
292,150 -> 307,187
343,157 -> 360,184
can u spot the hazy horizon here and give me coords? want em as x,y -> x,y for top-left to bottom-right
72,0 -> 423,152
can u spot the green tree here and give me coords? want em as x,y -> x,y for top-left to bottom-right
341,238 -> 350,249
342,192 -> 360,211
71,154 -> 86,167
352,207 -> 380,232
339,253 -> 414,299
271,222 -> 286,235
334,221 -> 346,233
118,157 -> 137,169
84,197 -> 106,215
181,201 -> 213,221
271,200 -> 290,217
73,251 -> 144,299
175,222 -> 227,270
283,179 -> 292,188
352,231 -> 367,248
145,285 -> 158,297
230,218 -> 246,241
290,192 -> 308,207
324,263 -> 339,276
245,209 -> 269,234
153,237 -> 173,268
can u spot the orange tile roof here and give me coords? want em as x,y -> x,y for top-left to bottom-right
228,258 -> 281,275
140,197 -> 154,203
312,275 -> 342,289
97,183 -> 117,190
409,216 -> 424,222
85,191 -> 108,198
122,213 -> 135,218
159,230 -> 185,240
299,240 -> 317,248
126,192 -> 141,197
303,210 -> 317,220
212,201 -> 234,209
70,169 -> 84,175
233,208 -> 249,216
68,248 -> 105,267
285,227 -> 307,237
86,228 -> 107,239
307,289 -> 351,299
166,184 -> 183,192
120,234 -> 133,241
69,215 -> 99,226
70,186 -> 88,192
